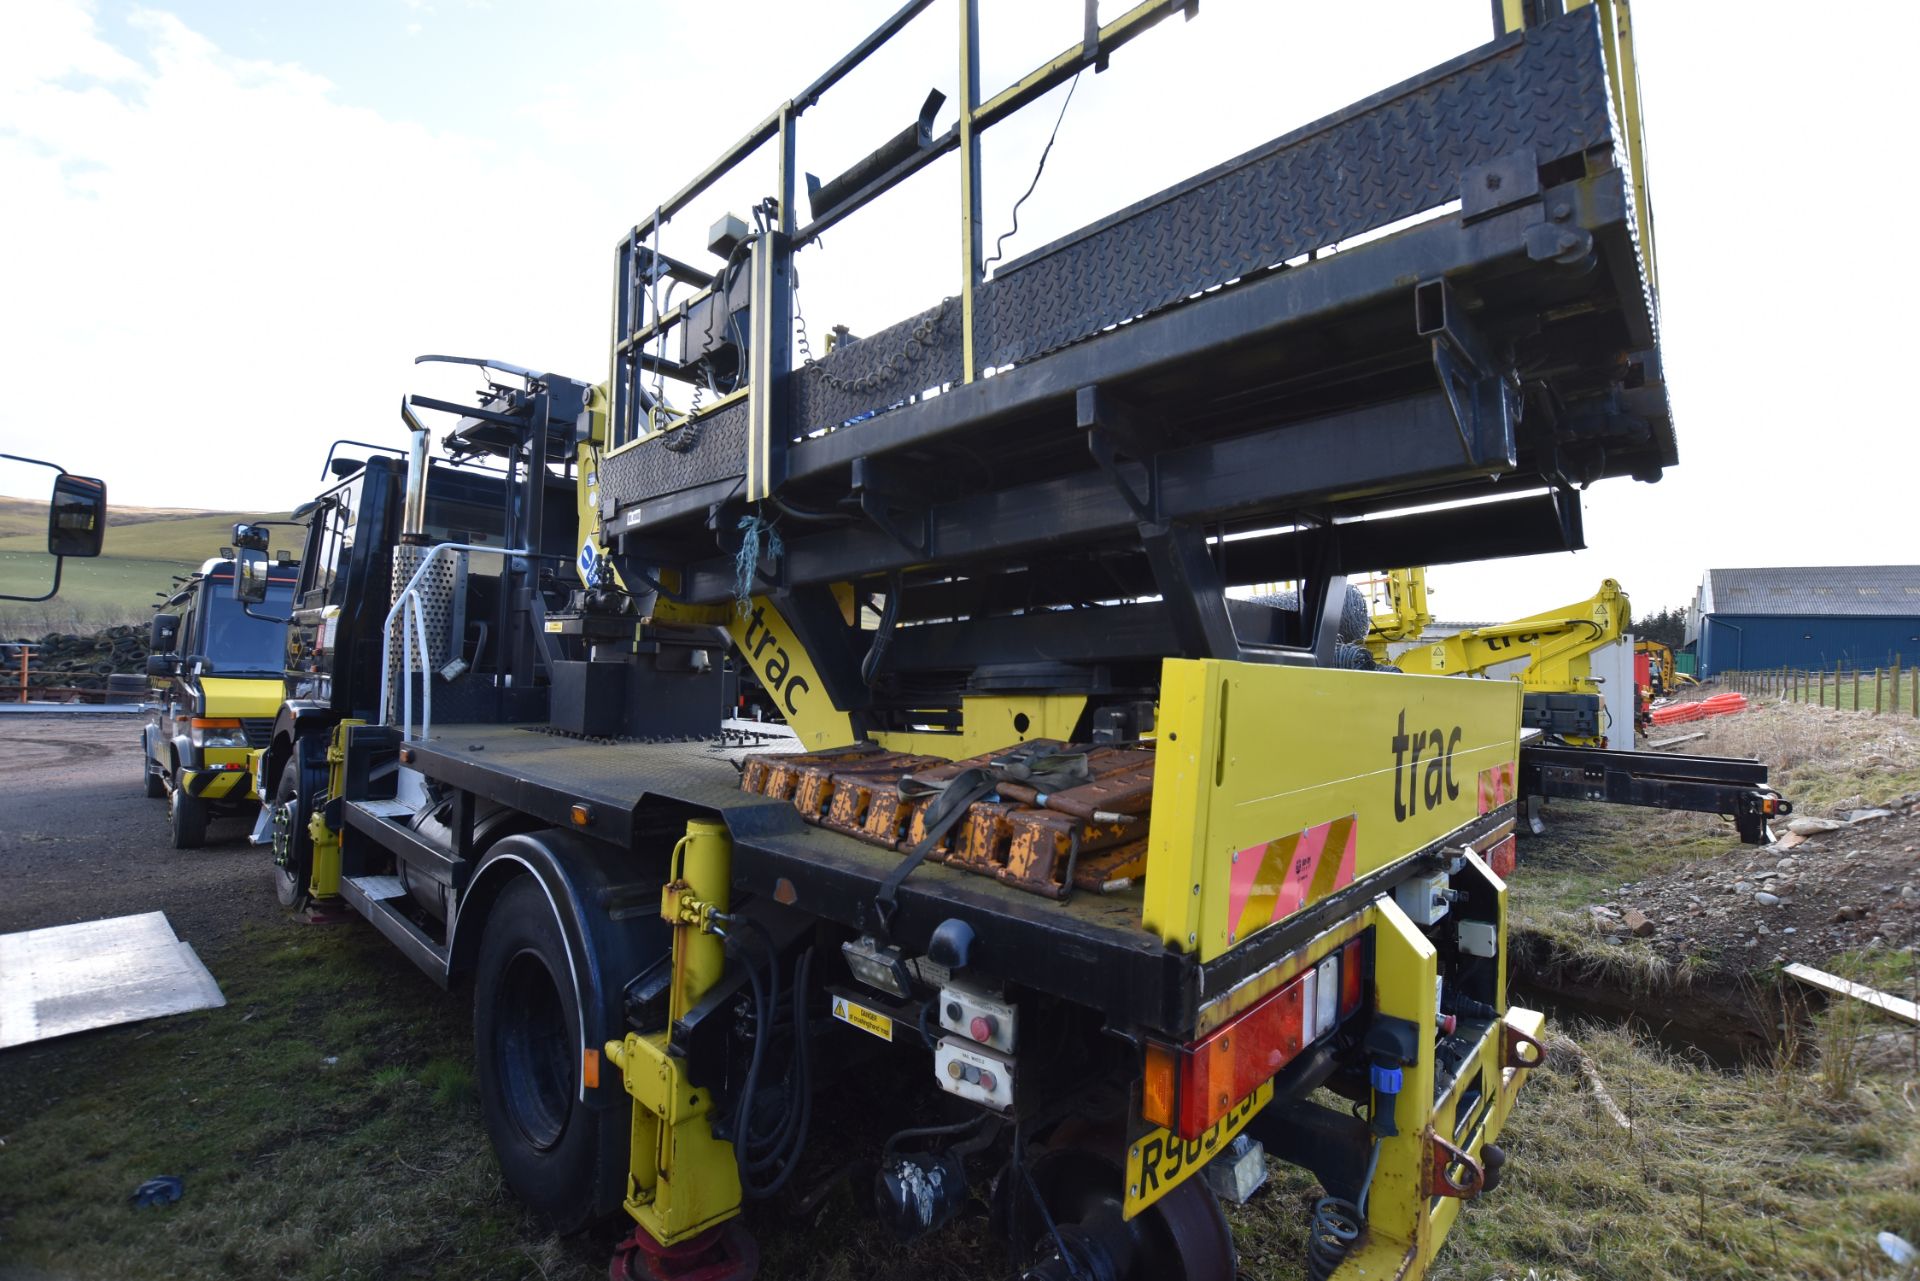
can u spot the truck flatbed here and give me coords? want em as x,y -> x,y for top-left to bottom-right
397,723 -> 1510,1037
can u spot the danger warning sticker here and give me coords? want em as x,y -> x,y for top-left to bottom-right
831,995 -> 893,1042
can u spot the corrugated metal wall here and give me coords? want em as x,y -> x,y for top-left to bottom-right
1698,615 -> 1920,676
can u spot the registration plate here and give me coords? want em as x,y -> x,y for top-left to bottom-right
1123,1080 -> 1273,1219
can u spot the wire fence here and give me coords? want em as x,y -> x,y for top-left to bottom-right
1725,663 -> 1920,717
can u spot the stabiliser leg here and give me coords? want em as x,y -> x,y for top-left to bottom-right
607,819 -> 756,1281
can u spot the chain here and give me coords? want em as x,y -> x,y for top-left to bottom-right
795,286 -> 954,397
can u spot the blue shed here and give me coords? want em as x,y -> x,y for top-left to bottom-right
1687,566 -> 1920,677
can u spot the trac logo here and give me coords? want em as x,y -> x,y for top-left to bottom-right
1391,709 -> 1462,821
740,604 -> 814,716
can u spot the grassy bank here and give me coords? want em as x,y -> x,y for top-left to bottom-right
0,923 -> 594,1281
0,500 -> 292,634
1432,1009 -> 1920,1281
5,921 -> 1915,1281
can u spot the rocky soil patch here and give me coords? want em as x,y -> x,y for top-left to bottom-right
1586,794 -> 1920,968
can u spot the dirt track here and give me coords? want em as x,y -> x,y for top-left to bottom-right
0,715 -> 281,955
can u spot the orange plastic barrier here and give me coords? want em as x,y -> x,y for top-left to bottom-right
1649,692 -> 1748,727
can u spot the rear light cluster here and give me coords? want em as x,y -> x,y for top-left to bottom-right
1144,936 -> 1367,1140
1486,834 -> 1517,880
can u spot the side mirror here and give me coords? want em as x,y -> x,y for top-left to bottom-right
150,612 -> 179,652
234,555 -> 270,605
146,653 -> 178,679
48,473 -> 107,558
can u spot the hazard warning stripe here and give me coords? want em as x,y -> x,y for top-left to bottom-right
1477,761 -> 1516,815
1226,814 -> 1359,942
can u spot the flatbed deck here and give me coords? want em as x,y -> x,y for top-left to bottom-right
406,723 -> 1511,1035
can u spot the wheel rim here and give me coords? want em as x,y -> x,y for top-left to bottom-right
271,796 -> 297,868
496,947 -> 573,1151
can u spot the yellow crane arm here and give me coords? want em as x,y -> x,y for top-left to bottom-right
1394,578 -> 1630,698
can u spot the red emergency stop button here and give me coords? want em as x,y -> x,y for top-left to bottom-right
970,1014 -> 997,1043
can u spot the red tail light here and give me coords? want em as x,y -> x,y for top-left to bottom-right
1144,941 -> 1365,1141
1340,936 -> 1365,1019
1487,834 -> 1517,880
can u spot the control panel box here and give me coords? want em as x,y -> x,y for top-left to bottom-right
937,980 -> 1016,1054
934,1036 -> 1014,1111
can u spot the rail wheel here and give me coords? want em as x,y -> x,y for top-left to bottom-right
1009,1143 -> 1235,1281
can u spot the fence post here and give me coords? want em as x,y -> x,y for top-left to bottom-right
1818,667 -> 1825,708
15,648 -> 24,704
1875,667 -> 1884,714
1854,666 -> 1861,711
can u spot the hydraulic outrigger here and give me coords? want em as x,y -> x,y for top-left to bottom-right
252,4 -> 1685,1277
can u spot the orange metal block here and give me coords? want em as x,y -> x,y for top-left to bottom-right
736,741 -> 1157,901
1072,838 -> 1149,891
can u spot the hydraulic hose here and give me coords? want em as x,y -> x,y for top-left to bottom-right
718,917 -> 815,1200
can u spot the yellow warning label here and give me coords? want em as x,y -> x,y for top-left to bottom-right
831,995 -> 893,1042
544,620 -> 565,633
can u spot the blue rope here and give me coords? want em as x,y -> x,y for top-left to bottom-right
734,514 -> 782,615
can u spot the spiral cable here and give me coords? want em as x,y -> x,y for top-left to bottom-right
1306,1195 -> 1362,1281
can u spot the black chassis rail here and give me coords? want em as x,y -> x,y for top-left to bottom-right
395,729 -> 1512,1040
1519,743 -> 1791,845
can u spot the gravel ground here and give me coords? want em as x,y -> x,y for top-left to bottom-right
1591,796 -> 1920,968
0,714 -> 282,956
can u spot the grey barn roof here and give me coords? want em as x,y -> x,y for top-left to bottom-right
1702,565 -> 1920,618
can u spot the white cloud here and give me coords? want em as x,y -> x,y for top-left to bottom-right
0,1 -> 615,511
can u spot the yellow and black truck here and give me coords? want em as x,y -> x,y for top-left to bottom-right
143,555 -> 297,848
251,5 -> 1690,1277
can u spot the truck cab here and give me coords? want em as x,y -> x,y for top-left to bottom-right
143,555 -> 298,848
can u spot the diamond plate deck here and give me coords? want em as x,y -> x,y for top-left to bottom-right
978,13 -> 1619,366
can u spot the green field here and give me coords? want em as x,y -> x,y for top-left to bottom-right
0,498 -> 293,634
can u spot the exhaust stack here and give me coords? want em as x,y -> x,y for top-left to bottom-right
399,399 -> 430,544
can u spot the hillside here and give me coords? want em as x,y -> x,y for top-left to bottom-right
0,497 -> 295,634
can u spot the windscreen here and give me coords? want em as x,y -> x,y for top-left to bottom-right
199,581 -> 295,674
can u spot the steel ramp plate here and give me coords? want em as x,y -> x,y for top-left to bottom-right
0,911 -> 225,1049
347,875 -> 407,901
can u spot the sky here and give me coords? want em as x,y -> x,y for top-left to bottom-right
2,0 -> 1915,621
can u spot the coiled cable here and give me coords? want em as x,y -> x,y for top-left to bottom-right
1307,1137 -> 1382,1281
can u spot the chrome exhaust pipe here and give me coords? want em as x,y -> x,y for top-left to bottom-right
399,398 -> 430,544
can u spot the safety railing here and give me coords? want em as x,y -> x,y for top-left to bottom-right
380,542 -> 526,741
608,0 -> 1197,489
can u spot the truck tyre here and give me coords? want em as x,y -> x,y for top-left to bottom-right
169,784 -> 207,849
271,765 -> 311,909
473,876 -> 618,1233
142,731 -> 166,798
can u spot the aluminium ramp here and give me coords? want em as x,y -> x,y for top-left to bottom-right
0,911 -> 226,1048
